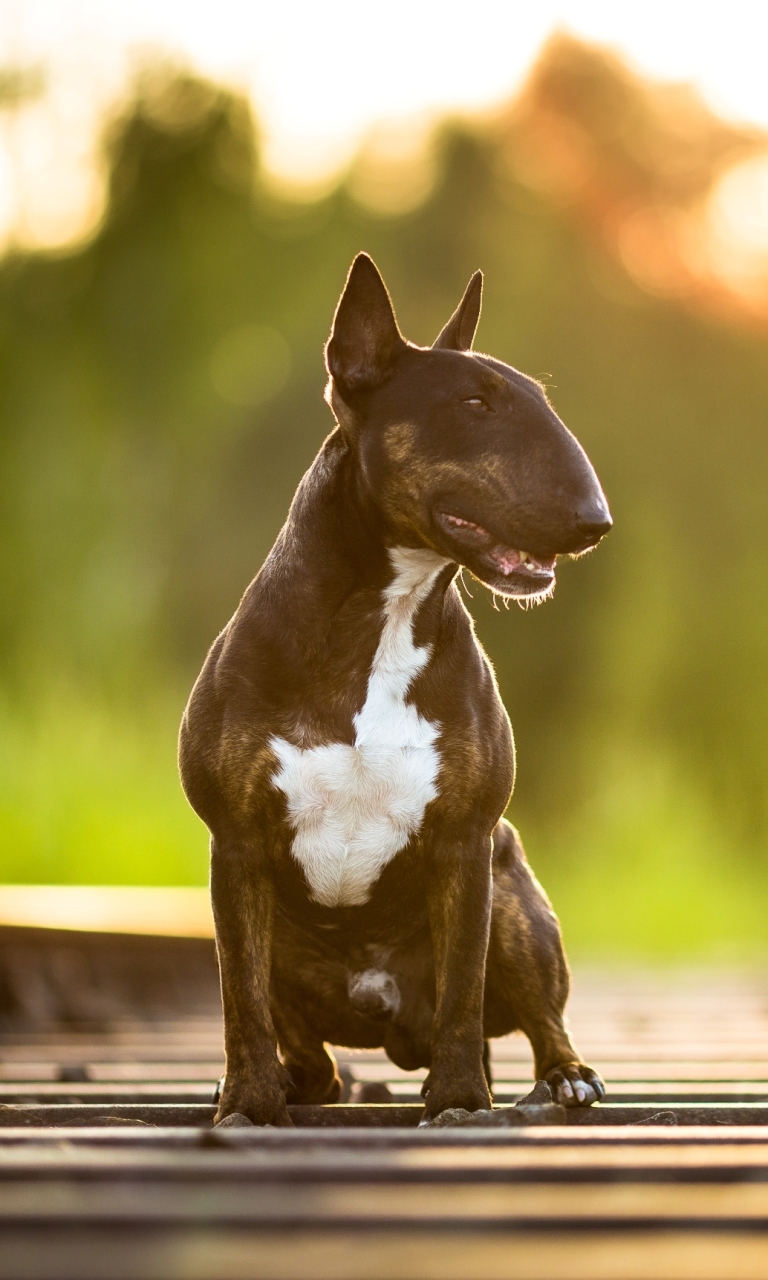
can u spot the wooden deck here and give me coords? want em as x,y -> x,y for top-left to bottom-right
1,921 -> 767,1278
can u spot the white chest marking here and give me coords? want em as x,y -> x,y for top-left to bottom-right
270,546 -> 449,908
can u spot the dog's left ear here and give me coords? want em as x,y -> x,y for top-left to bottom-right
326,253 -> 406,393
432,271 -> 483,351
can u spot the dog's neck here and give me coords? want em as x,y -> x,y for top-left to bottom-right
269,431 -> 456,632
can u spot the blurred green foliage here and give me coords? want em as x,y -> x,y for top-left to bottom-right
1,44 -> 767,956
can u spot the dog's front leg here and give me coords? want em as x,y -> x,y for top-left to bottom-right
423,831 -> 494,1118
211,838 -> 292,1127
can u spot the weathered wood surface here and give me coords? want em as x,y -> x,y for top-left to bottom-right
4,1226 -> 768,1280
5,1101 -> 768,1127
2,927 -> 768,1277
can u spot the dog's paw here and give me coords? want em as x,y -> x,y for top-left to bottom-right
421,1076 -> 492,1118
545,1063 -> 605,1107
214,1091 -> 294,1128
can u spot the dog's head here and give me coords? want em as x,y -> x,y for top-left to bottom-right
325,254 -> 611,601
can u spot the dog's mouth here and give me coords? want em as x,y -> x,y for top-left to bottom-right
435,511 -> 556,597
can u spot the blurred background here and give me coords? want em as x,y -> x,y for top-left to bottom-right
1,1 -> 768,960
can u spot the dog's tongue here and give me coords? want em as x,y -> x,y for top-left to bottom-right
489,546 -> 556,577
440,514 -> 555,577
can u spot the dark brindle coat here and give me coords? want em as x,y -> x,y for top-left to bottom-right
180,255 -> 612,1125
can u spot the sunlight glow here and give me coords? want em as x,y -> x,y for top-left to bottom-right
0,884 -> 213,936
705,156 -> 768,300
710,157 -> 768,256
0,0 -> 767,254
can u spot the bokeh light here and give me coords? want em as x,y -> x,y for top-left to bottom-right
1,1 -> 768,252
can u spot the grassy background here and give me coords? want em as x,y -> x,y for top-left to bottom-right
3,690 -> 766,961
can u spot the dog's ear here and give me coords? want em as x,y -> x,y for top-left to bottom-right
326,254 -> 405,392
432,271 -> 483,351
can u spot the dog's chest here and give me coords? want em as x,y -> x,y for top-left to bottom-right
270,547 -> 448,908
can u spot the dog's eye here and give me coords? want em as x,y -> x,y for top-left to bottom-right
463,396 -> 490,410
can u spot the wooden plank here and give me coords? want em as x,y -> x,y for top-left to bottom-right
4,1100 -> 768,1128
333,1084 -> 768,1104
0,1226 -> 767,1280
6,1101 -> 768,1128
599,1086 -> 768,1101
0,1041 -> 224,1064
1,1064 -> 717,1083
5,1081 -> 768,1108
493,1046 -> 768,1061
0,1103 -> 216,1128
7,1179 -> 768,1224
0,1061 -> 228,1084
568,1104 -> 768,1126
7,1060 -> 768,1085
3,934 -> 768,1280
9,1125 -> 768,1150
6,1140 -> 768,1180
0,1084 -> 219,1104
547,1065 -> 768,1081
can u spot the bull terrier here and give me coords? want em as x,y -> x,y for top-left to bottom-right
179,254 -> 612,1125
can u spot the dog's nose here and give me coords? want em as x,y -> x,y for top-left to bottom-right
575,502 -> 612,546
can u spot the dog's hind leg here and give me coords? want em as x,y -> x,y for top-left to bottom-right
483,819 -> 605,1107
271,1003 -> 342,1105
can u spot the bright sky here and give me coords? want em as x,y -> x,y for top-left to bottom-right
2,0 -> 768,250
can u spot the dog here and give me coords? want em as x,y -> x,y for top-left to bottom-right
179,254 -> 612,1126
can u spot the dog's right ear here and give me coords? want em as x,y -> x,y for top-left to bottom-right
326,254 -> 405,393
432,271 -> 483,351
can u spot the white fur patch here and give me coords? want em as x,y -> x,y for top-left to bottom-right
348,968 -> 401,1016
270,546 -> 448,907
